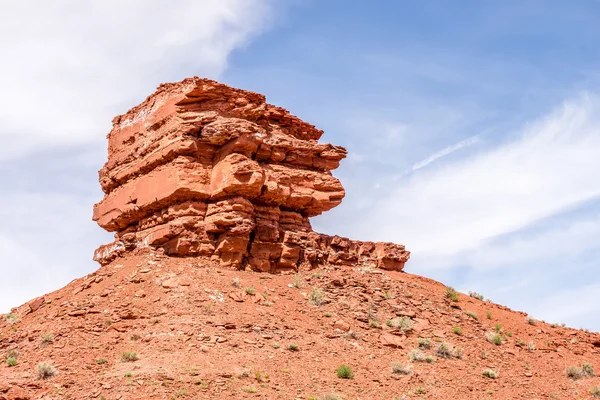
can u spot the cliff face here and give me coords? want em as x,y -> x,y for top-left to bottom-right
93,77 -> 410,272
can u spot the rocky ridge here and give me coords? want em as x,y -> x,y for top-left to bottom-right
92,77 -> 409,273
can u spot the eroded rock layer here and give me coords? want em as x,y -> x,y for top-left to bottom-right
93,77 -> 410,272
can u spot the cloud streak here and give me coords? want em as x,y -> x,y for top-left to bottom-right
363,92 -> 600,261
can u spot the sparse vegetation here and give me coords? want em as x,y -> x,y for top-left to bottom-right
242,387 -> 257,393
486,312 -> 492,319
436,342 -> 454,358
391,361 -> 412,375
469,291 -> 484,300
409,349 -> 426,362
336,365 -> 354,379
120,351 -> 139,362
369,320 -> 379,328
418,338 -> 431,349
526,316 -> 536,325
244,286 -> 256,295
292,274 -> 303,289
465,311 -> 478,320
309,287 -> 325,306
36,362 -> 58,380
324,312 -> 332,317
591,386 -> 600,398
3,313 -> 19,324
6,357 -> 17,367
485,331 -> 502,345
389,316 -> 414,333
384,290 -> 393,300
41,334 -> 54,345
494,323 -> 502,333
452,326 -> 463,335
445,287 -> 459,302
288,344 -> 299,352
96,358 -> 108,365
318,394 -> 341,400
482,369 -> 499,379
527,341 -> 536,352
566,363 -> 595,380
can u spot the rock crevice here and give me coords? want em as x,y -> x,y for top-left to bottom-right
93,77 -> 410,272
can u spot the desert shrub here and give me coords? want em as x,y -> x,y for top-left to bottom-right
435,342 -> 454,358
390,317 -> 413,333
120,351 -> 139,362
336,365 -> 354,379
244,286 -> 256,295
391,361 -> 412,375
36,362 -> 58,380
6,349 -> 19,359
486,312 -> 492,319
465,311 -> 478,320
288,344 -> 299,351
591,386 -> 600,398
566,363 -> 595,380
41,334 -> 54,345
324,312 -> 332,317
527,341 -> 536,352
369,320 -> 380,328
526,316 -> 536,325
3,313 -> 19,325
469,291 -> 484,300
418,338 -> 431,349
453,346 -> 464,359
485,332 -> 502,345
96,358 -> 108,365
424,355 -> 436,363
6,357 -> 17,367
319,394 -> 341,400
494,324 -> 503,333
482,369 -> 499,379
408,349 -> 426,362
293,274 -> 303,289
309,287 -> 325,306
452,326 -> 463,335
445,287 -> 458,302
583,363 -> 595,377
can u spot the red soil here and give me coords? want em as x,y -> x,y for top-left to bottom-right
2,251 -> 599,399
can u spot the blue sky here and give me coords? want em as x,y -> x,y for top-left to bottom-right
1,1 -> 599,331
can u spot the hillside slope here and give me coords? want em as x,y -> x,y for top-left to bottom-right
2,251 -> 600,399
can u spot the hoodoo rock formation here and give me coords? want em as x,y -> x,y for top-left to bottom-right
93,78 -> 410,272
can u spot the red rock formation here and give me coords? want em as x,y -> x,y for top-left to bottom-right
93,77 -> 410,272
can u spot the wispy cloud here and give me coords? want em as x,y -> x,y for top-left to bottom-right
411,135 -> 480,171
362,92 -> 600,260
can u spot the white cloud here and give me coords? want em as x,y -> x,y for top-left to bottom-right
411,134 -> 480,171
0,0 -> 274,313
362,93 -> 600,262
0,0 -> 272,160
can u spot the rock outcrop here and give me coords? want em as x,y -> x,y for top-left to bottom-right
93,78 -> 410,272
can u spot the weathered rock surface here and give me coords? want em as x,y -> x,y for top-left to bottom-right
93,77 -> 410,272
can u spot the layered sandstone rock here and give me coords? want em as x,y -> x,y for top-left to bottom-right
93,77 -> 410,272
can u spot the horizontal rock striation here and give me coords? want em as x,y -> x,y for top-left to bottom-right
93,78 -> 409,272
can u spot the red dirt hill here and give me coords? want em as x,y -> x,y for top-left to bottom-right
1,79 -> 599,399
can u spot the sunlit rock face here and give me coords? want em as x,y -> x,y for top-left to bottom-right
93,77 -> 409,272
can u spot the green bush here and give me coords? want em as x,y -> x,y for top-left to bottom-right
336,365 -> 354,379
120,351 -> 139,362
